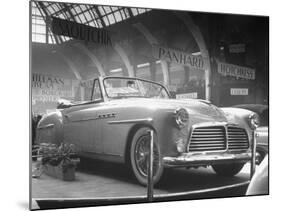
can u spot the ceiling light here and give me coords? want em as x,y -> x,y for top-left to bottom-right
137,63 -> 150,68
110,68 -> 122,73
191,52 -> 201,56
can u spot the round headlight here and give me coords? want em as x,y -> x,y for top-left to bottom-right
175,108 -> 189,128
248,113 -> 260,130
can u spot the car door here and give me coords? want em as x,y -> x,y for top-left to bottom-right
63,79 -> 103,153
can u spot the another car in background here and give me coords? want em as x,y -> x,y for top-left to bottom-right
233,104 -> 268,164
246,154 -> 268,195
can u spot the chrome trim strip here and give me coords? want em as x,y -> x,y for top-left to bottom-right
37,124 -> 54,130
186,125 -> 195,152
190,121 -> 228,128
68,113 -> 117,123
79,151 -> 123,157
163,152 -> 252,167
225,125 -> 229,151
69,117 -> 99,122
108,118 -> 153,124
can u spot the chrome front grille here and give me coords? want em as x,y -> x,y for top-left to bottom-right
227,126 -> 249,150
188,126 -> 227,152
188,126 -> 249,152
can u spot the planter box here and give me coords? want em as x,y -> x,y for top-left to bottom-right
43,164 -> 76,181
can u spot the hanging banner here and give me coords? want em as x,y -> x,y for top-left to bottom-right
229,43 -> 245,53
217,61 -> 255,80
32,73 -> 75,101
32,73 -> 78,113
152,45 -> 206,70
51,17 -> 112,46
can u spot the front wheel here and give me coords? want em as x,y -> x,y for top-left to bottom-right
212,163 -> 245,177
130,127 -> 164,186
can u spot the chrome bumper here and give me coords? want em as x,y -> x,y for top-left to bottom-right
163,152 -> 252,167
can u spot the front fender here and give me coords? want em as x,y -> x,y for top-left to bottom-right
150,109 -> 186,157
102,106 -> 181,161
220,107 -> 255,129
256,126 -> 268,154
220,107 -> 257,144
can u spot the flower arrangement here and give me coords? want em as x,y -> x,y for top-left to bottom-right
39,143 -> 80,172
33,143 -> 80,180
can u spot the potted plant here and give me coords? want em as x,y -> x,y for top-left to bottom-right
37,143 -> 80,181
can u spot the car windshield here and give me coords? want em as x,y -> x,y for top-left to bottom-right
103,78 -> 170,99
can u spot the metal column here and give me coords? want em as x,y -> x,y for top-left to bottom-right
147,130 -> 154,202
250,130 -> 257,178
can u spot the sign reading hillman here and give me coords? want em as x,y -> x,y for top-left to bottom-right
152,45 -> 206,70
217,61 -> 255,80
32,73 -> 75,104
32,73 -> 78,113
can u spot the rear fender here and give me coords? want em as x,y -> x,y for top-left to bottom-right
36,110 -> 63,145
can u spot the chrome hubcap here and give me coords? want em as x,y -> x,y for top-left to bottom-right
134,135 -> 160,177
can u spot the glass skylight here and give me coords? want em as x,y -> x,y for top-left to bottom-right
31,2 -> 151,44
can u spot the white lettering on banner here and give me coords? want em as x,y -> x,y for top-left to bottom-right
230,88 -> 248,96
176,92 -> 198,99
32,73 -> 75,104
32,95 -> 60,103
217,61 -> 255,80
152,45 -> 206,70
32,73 -> 65,89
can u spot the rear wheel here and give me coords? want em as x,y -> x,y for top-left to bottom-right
212,163 -> 245,177
129,127 -> 164,186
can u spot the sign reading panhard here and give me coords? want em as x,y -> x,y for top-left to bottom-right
152,45 -> 206,70
217,61 -> 255,80
51,17 -> 111,46
230,88 -> 248,95
176,92 -> 198,99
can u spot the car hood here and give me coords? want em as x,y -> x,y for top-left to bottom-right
106,98 -> 227,121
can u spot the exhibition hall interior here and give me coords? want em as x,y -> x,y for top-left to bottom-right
31,1 -> 269,210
